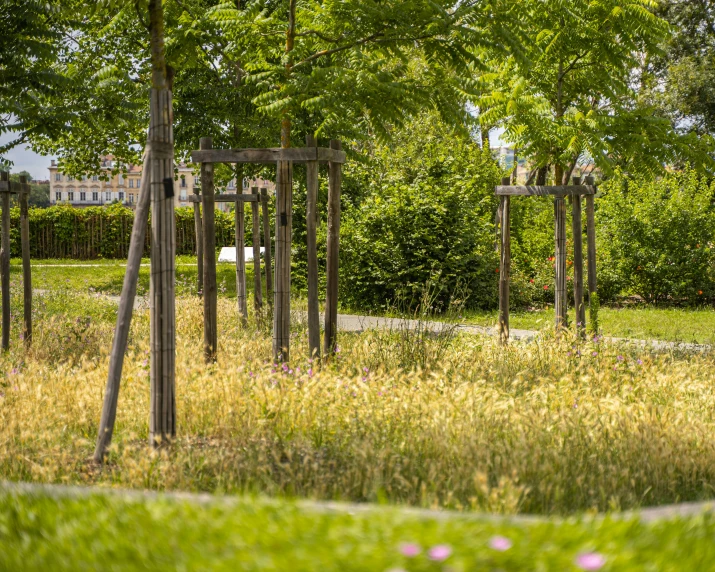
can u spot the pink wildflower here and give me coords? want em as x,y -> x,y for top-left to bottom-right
575,552 -> 606,570
427,545 -> 452,561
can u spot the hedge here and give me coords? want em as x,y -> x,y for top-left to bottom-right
8,203 -> 239,259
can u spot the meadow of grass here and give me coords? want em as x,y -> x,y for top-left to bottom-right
2,277 -> 715,516
3,490 -> 715,571
20,257 -> 715,343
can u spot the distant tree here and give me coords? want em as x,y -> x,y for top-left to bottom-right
8,171 -> 50,207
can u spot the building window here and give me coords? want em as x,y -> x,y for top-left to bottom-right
228,179 -> 235,189
55,191 -> 62,201
68,191 -> 74,201
118,191 -> 124,201
180,189 -> 187,200
243,178 -> 249,189
92,175 -> 99,182
105,191 -> 111,201
67,176 -> 73,182
129,179 -> 134,188
92,191 -> 98,202
129,193 -> 134,204
181,177 -> 186,188
194,176 -> 200,186
55,173 -> 62,182
118,174 -> 124,186
80,191 -> 86,201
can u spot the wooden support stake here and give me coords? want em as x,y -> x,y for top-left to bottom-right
498,177 -> 510,344
273,161 -> 293,361
0,171 -> 9,352
94,144 -> 153,463
19,177 -> 31,346
149,87 -> 176,447
236,187 -> 248,326
201,137 -> 217,362
323,140 -> 342,356
251,187 -> 262,312
571,176 -> 585,334
193,184 -> 203,295
554,196 -> 568,331
261,187 -> 273,304
585,175 -> 597,323
305,135 -> 321,358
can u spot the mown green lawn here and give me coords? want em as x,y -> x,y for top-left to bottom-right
12,257 -> 715,343
2,490 -> 715,571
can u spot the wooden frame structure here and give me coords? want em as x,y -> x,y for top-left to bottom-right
497,175 -> 597,343
0,172 -> 32,350
192,135 -> 345,362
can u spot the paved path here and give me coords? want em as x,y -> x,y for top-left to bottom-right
1,480 -> 713,524
33,288 -> 714,351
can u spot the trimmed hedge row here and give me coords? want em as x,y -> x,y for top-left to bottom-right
8,203 -> 239,259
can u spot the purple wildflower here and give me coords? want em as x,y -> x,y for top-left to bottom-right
427,545 -> 452,561
575,552 -> 606,570
489,535 -> 512,551
399,543 -> 421,557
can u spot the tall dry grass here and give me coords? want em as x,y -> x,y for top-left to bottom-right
2,293 -> 715,515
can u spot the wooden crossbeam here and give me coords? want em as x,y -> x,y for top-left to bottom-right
191,147 -> 346,165
188,193 -> 259,203
0,181 -> 31,193
495,185 -> 595,196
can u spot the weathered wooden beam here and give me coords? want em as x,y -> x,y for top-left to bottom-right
201,137 -> 217,363
191,147 -> 346,165
273,161 -> 292,361
148,87 -> 177,447
192,185 -> 203,295
187,193 -> 259,203
0,172 -> 9,351
498,177 -> 510,344
251,187 -> 262,313
495,185 -> 596,196
236,187 -> 248,326
0,180 -> 31,193
19,176 -> 31,346
323,140 -> 342,357
305,135 -> 321,359
571,176 -> 585,335
260,188 -> 273,305
554,196 -> 567,331
585,175 -> 598,326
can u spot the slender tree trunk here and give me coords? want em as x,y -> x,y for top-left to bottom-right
536,165 -> 549,186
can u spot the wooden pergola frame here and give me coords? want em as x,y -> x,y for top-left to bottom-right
191,135 -> 345,362
496,175 -> 597,343
0,171 -> 32,350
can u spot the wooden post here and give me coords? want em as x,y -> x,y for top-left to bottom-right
498,177 -> 510,344
193,183 -> 203,295
19,176 -> 31,346
273,160 -> 293,360
571,176 -> 585,334
251,187 -> 263,312
94,146 -> 154,463
554,195 -> 567,331
0,171 -> 9,351
261,187 -> 273,304
148,87 -> 176,447
236,190 -> 248,326
305,135 -> 321,358
323,139 -> 342,356
585,175 -> 597,320
201,137 -> 217,362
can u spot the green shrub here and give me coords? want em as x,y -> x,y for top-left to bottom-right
597,169 -> 715,303
338,114 -> 502,311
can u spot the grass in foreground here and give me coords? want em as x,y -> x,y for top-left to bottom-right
2,289 -> 715,515
2,491 -> 715,571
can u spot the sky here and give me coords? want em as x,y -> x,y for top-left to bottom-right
0,131 -> 56,181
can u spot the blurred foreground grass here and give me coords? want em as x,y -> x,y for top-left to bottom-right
2,490 -> 715,570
